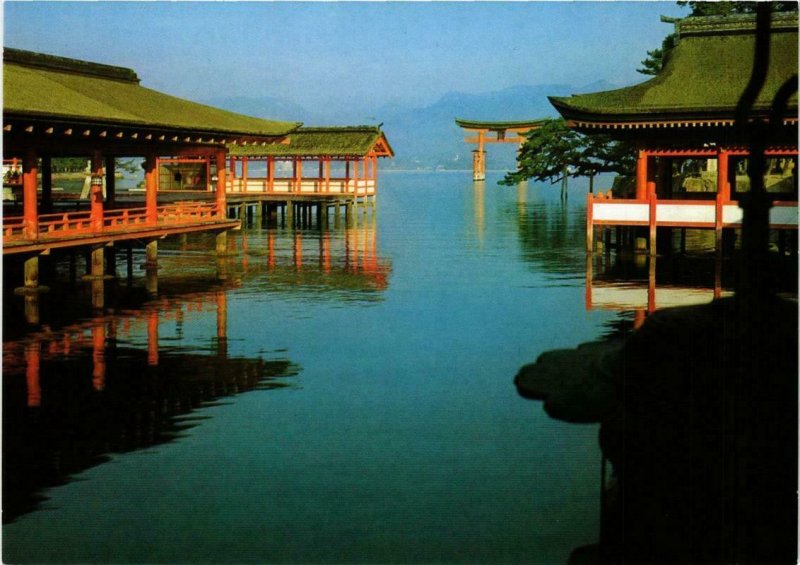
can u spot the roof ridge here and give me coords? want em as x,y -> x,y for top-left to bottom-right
676,11 -> 798,36
4,47 -> 140,83
298,125 -> 381,133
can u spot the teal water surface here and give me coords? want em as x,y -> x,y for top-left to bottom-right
3,172 -> 619,563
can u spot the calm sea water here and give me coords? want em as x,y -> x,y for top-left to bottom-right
4,172 -> 626,563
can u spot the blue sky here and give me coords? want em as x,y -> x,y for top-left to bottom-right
4,1 -> 686,116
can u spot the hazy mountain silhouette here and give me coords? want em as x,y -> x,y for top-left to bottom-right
204,80 -> 620,171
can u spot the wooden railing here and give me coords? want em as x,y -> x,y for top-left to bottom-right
227,177 -> 377,196
3,202 -> 220,242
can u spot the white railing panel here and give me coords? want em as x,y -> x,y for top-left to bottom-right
593,202 -> 649,223
722,204 -> 744,225
656,204 -> 715,224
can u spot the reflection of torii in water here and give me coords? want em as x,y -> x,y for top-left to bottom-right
455,118 -> 547,181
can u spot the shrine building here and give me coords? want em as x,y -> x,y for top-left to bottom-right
3,47 -> 300,290
223,125 -> 394,226
549,12 -> 798,255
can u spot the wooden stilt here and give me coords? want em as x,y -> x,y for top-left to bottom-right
145,239 -> 158,268
90,278 -> 104,310
286,201 -> 294,227
216,231 -> 228,255
24,256 -> 39,289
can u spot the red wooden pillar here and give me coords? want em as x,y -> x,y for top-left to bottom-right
635,150 -> 648,200
242,156 -> 249,193
716,149 -> 730,253
325,158 -> 331,193
144,154 -> 157,224
267,156 -> 275,192
90,150 -> 105,232
292,159 -> 298,193
345,160 -> 351,192
644,153 -> 657,256
22,148 -> 38,239
296,159 -> 303,192
216,150 -> 227,218
318,160 -> 324,193
372,156 -> 379,192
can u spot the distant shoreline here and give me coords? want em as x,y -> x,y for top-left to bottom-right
382,169 -> 512,174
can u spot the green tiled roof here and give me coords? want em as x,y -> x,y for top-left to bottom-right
550,12 -> 798,123
228,126 -> 394,158
3,48 -> 301,138
455,118 -> 548,130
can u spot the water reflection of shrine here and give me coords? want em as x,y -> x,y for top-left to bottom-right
165,215 -> 391,300
585,254 -> 737,327
2,289 -> 298,524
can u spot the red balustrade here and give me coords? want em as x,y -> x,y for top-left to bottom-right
3,202 -> 220,244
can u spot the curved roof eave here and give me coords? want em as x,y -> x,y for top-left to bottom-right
455,118 -> 549,130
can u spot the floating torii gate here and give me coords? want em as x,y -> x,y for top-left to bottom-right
455,118 -> 547,181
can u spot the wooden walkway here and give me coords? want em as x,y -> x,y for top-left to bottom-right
3,202 -> 237,255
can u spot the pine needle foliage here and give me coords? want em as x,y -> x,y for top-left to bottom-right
501,119 -> 635,185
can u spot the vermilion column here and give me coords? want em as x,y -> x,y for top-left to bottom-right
267,156 -> 275,192
372,156 -> 379,192
216,149 -> 227,218
715,150 -> 730,253
22,148 -> 38,239
90,151 -> 105,232
636,150 -> 648,200
296,159 -> 303,192
717,150 -> 730,201
144,154 -> 158,224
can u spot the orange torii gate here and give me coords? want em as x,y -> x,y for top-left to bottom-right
455,118 -> 547,181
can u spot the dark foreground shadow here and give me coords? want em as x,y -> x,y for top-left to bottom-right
516,295 -> 798,563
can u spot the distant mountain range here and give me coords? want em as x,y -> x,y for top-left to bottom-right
203,80 -> 619,171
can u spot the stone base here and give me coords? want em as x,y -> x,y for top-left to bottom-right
14,285 -> 50,296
